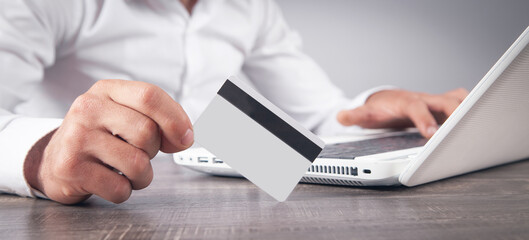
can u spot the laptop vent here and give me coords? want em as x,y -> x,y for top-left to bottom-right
301,177 -> 364,186
307,165 -> 358,176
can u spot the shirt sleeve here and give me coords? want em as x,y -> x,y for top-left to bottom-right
242,0 -> 394,136
0,117 -> 62,197
0,1 -> 63,197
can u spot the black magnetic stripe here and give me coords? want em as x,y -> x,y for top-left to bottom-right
217,80 -> 322,162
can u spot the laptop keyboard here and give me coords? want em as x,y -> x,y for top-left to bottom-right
318,132 -> 427,159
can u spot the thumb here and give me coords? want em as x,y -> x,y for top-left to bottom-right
337,106 -> 372,127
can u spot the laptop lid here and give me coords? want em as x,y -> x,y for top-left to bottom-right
400,26 -> 529,186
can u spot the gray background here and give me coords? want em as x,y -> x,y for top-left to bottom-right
276,0 -> 529,97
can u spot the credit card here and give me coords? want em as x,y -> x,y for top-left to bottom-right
193,77 -> 324,202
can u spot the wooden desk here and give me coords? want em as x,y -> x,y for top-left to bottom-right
1,155 -> 528,239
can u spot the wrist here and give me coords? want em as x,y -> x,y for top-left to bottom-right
23,129 -> 57,194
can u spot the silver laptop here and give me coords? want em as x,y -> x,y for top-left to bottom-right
174,26 -> 529,187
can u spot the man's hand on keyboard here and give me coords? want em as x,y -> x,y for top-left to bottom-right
23,80 -> 194,204
337,88 -> 469,138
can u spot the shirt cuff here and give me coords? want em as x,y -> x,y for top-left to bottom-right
0,117 -> 62,198
315,85 -> 397,136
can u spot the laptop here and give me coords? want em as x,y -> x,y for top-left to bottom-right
174,26 -> 529,187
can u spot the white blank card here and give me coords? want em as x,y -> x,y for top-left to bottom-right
193,78 -> 324,201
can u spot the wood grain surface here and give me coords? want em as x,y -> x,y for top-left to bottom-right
1,154 -> 528,240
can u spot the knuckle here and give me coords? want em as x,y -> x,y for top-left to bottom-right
448,88 -> 469,100
143,168 -> 154,189
166,120 -> 181,136
408,93 -> 422,101
137,84 -> 162,109
53,156 -> 89,188
362,110 -> 376,123
112,178 -> 132,203
51,131 -> 94,179
91,79 -> 113,92
135,118 -> 159,149
337,111 -> 352,125
53,148 -> 81,177
449,97 -> 461,106
457,89 -> 469,99
61,186 -> 80,199
400,95 -> 422,112
174,102 -> 191,124
173,101 -> 184,112
406,99 -> 430,118
130,149 -> 151,177
70,94 -> 101,116
407,98 -> 425,108
62,124 -> 90,148
133,165 -> 153,190
169,103 -> 190,131
54,156 -> 75,174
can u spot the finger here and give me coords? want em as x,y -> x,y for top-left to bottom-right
90,79 -> 193,153
338,106 -> 413,129
404,100 -> 438,138
81,161 -> 132,203
86,131 -> 153,190
337,106 -> 373,127
421,95 -> 461,122
445,88 -> 469,103
100,101 -> 161,158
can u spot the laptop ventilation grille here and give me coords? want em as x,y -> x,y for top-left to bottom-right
307,165 -> 358,176
301,177 -> 364,186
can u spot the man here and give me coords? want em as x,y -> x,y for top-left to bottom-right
0,0 -> 467,204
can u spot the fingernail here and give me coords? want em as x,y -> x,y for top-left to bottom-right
426,126 -> 438,136
181,128 -> 194,146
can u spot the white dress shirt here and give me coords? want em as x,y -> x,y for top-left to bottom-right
0,0 -> 387,198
